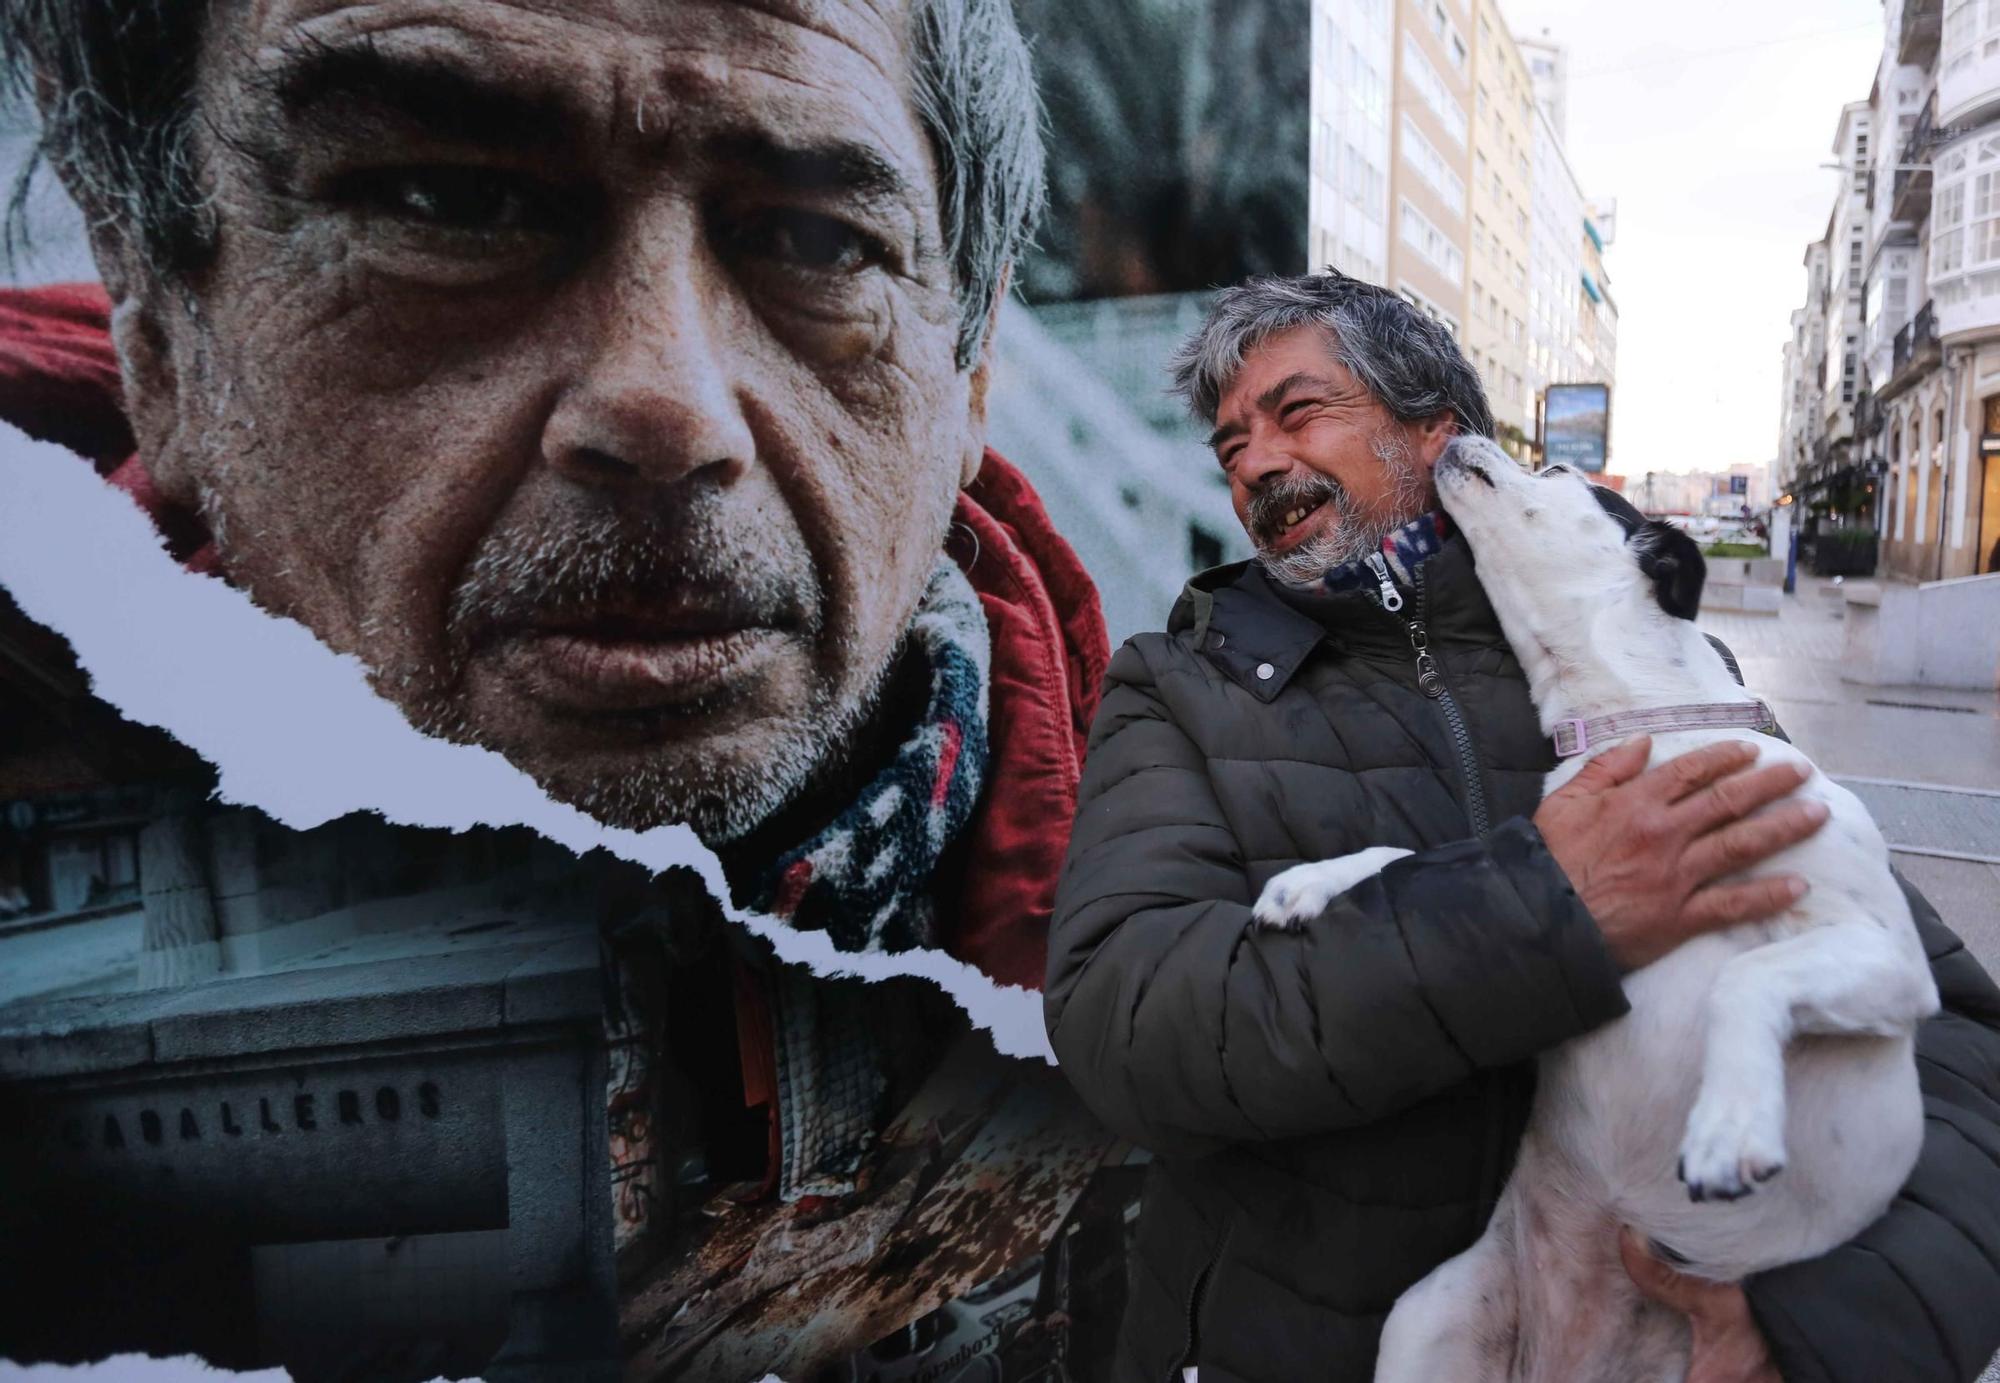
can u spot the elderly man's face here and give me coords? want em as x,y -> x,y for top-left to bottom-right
110,0 -> 987,837
1210,326 -> 1452,584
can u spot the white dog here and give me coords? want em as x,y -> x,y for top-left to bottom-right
1253,437 -> 1939,1383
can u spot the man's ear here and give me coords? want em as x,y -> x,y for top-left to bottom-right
959,263 -> 1011,490
1629,519 -> 1707,621
105,271 -> 193,500
1412,409 -> 1458,469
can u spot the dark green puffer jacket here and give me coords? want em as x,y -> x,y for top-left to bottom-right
1046,536 -> 2000,1383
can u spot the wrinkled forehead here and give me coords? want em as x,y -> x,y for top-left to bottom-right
223,0 -> 934,201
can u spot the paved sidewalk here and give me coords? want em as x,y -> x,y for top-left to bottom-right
1698,579 -> 2000,975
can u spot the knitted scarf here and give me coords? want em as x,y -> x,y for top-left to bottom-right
742,560 -> 993,1198
740,559 -> 992,954
1318,510 -> 1453,594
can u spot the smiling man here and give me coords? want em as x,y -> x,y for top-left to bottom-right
0,0 -> 1109,1358
1048,271 -> 2000,1383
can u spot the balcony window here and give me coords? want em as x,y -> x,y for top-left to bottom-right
1940,0 -> 2000,123
1403,34 -> 1469,146
1400,114 -> 1466,214
1930,132 -> 2000,326
1400,199 -> 1465,285
1943,0 -> 2000,76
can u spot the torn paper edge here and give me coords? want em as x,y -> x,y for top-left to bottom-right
0,1357 -> 294,1381
0,422 -> 1054,1064
0,1361 -> 793,1383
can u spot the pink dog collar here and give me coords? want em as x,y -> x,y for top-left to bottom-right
1551,701 -> 1778,759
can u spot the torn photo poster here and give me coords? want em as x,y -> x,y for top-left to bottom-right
0,0 -> 1306,1377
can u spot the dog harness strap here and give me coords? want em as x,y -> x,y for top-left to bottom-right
1550,701 -> 1778,758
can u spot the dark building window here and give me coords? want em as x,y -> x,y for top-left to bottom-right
1189,524 -> 1225,571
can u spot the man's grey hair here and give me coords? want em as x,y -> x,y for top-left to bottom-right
1170,269 -> 1495,437
0,0 -> 1044,368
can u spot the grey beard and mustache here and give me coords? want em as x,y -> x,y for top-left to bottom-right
430,508 -> 891,844
1247,429 -> 1434,587
201,475 -> 894,844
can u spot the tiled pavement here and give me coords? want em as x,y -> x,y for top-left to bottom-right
1698,581 -> 2000,974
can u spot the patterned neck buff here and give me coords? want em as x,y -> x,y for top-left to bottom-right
1317,511 -> 1454,594
738,559 -> 992,954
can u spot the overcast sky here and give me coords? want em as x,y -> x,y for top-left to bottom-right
1499,1 -> 1886,476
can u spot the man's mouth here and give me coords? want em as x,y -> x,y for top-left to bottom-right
1264,496 -> 1335,553
1282,500 -> 1325,531
487,599 -> 793,714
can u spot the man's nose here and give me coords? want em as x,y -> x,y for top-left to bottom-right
1234,440 -> 1295,491
540,220 -> 756,491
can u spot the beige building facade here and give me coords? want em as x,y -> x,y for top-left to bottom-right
1386,0 -> 1474,333
1464,0 -> 1537,447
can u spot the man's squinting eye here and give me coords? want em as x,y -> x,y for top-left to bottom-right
334,165 -> 568,236
731,208 -> 889,275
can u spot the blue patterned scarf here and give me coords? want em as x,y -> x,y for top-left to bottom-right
739,560 -> 992,954
1317,511 -> 1453,594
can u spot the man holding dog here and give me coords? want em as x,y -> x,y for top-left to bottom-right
1049,271 -> 2000,1383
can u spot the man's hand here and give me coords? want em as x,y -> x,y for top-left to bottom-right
1620,1227 -> 1781,1383
1533,736 -> 1827,972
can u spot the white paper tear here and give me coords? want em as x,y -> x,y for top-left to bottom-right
0,1357 -> 293,1381
0,1357 -> 793,1382
0,421 -> 1054,1063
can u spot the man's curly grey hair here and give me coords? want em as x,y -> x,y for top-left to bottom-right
1170,268 -> 1495,437
0,0 -> 1043,368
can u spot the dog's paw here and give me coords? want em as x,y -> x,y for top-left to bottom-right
1677,1090 -> 1788,1203
1252,848 -> 1414,930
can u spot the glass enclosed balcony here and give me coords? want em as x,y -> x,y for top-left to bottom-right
1928,130 -> 2000,340
1939,0 -> 2000,127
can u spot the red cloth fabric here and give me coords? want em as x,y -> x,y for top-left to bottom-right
0,282 -> 1107,991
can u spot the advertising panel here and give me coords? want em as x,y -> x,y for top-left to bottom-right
1543,382 -> 1612,474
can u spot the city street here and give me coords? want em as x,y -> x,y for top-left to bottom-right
1700,579 -> 2000,974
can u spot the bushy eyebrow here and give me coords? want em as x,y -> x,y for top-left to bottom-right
704,131 -> 916,214
256,37 -> 921,218
263,37 -> 584,152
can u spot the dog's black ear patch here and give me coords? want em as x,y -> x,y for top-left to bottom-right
1630,520 -> 1706,620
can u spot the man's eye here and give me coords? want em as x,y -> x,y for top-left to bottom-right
733,209 -> 886,274
338,166 -> 557,234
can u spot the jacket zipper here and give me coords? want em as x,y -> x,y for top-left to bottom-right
1365,555 -> 1491,836
1175,1223 -> 1234,1381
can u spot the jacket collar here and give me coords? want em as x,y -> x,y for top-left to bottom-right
1171,562 -> 1328,703
1170,537 -> 1506,703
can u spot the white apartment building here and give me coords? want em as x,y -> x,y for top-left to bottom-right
1801,0 -> 2000,581
1517,31 -> 1568,147
1776,296 -> 1824,505
1309,0 -> 1396,282
1524,105 -> 1591,387
1822,103 -> 1873,480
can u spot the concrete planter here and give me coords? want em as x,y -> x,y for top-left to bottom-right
1842,574 -> 2000,691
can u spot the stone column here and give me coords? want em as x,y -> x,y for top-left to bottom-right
138,809 -> 222,988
